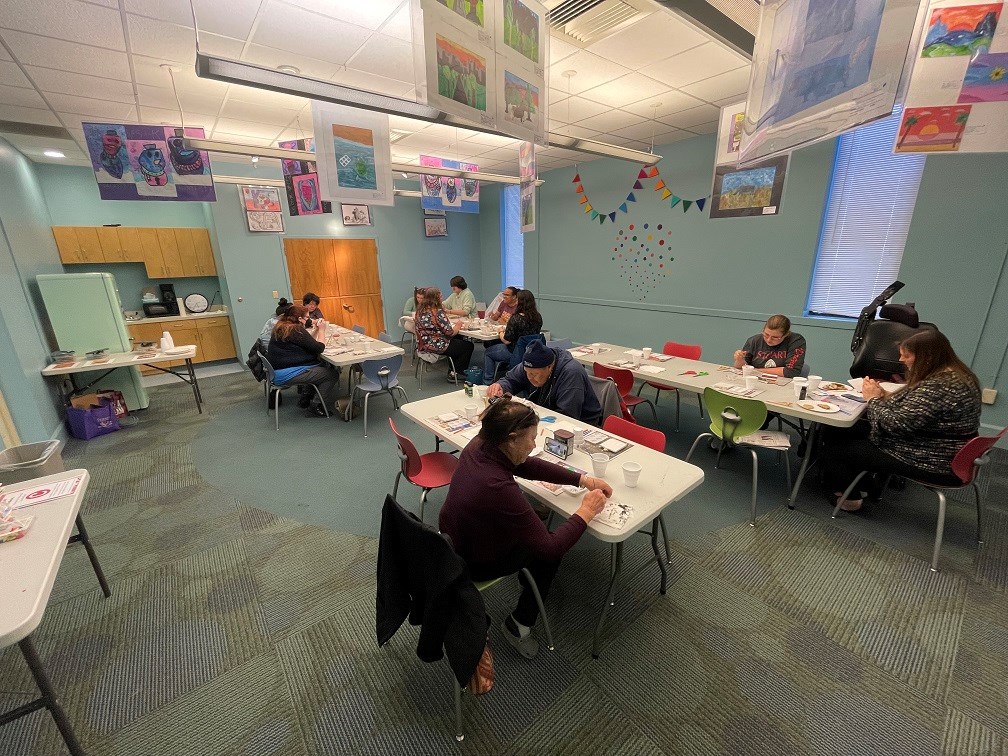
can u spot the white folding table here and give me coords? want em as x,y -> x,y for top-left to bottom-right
0,470 -> 109,756
399,391 -> 705,657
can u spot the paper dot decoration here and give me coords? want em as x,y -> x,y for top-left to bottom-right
613,223 -> 674,300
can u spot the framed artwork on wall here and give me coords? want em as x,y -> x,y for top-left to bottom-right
424,217 -> 448,237
341,203 -> 372,226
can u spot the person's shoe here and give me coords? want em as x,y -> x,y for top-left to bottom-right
268,389 -> 282,409
447,371 -> 459,383
502,615 -> 538,659
304,404 -> 329,418
834,492 -> 864,512
297,394 -> 312,408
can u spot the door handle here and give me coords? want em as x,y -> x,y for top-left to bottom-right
343,304 -> 355,312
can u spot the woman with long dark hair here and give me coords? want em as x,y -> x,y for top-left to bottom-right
823,329 -> 981,511
439,397 -> 609,658
267,305 -> 340,417
482,289 -> 544,382
414,287 -> 474,381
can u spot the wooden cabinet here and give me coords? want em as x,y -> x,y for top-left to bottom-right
155,228 -> 185,278
191,228 -> 217,276
96,226 -> 123,262
127,316 -> 237,373
52,226 -> 82,263
116,227 -> 146,262
73,227 -> 105,263
53,225 -> 217,278
175,228 -> 200,277
196,317 -> 236,362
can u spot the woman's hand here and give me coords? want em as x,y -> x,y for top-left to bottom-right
575,489 -> 607,522
862,378 -> 886,400
579,475 -> 613,498
733,350 -> 746,369
452,320 -> 463,334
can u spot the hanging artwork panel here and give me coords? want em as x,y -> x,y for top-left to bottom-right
714,100 -> 747,166
897,0 -> 1008,154
239,185 -> 284,233
83,123 -> 215,201
278,137 -> 332,216
710,155 -> 789,219
310,102 -> 394,206
420,154 -> 480,213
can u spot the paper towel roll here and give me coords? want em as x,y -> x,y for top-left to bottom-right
177,297 -> 187,316
162,331 -> 175,349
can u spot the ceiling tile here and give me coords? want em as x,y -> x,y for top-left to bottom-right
214,116 -> 287,140
0,60 -> 33,88
380,4 -> 413,42
0,83 -> 46,108
621,90 -> 705,120
137,105 -> 215,127
657,130 -> 694,145
0,103 -> 59,125
577,108 -> 646,133
346,33 -> 415,83
86,0 -> 119,7
243,43 -> 342,80
579,73 -> 670,109
277,0 -> 403,30
0,45 -> 9,61
712,94 -> 747,108
462,132 -> 520,148
0,0 -> 126,51
136,83 -> 226,115
639,42 -> 749,88
659,103 -> 719,129
585,11 -> 709,69
609,120 -> 689,143
49,96 -> 136,121
130,54 -> 229,95
127,16 -> 247,65
550,123 -> 604,141
124,0 -> 260,40
688,120 -> 718,135
548,33 -> 579,66
549,95 -> 608,124
2,31 -> 131,78
680,66 -> 751,103
27,67 -> 134,103
387,114 -> 430,132
547,50 -> 630,96
218,98 -> 301,126
209,131 -> 278,147
251,4 -> 371,66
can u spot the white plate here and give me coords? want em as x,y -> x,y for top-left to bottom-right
798,400 -> 840,414
818,381 -> 850,392
164,346 -> 193,355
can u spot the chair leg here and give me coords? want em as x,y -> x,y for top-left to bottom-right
749,449 -> 759,526
312,384 -> 329,417
715,437 -> 726,469
973,482 -> 984,544
520,568 -> 555,652
420,488 -> 428,522
674,390 -> 681,432
453,676 -> 464,742
645,398 -> 658,425
275,390 -> 281,431
782,448 -> 792,491
697,394 -> 704,418
931,490 -> 948,573
684,433 -> 712,464
832,470 -> 870,519
392,471 -> 402,500
363,391 -> 371,437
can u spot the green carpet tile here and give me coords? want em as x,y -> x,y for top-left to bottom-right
1,367 -> 1006,755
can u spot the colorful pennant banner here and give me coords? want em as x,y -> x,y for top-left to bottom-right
572,166 -> 709,223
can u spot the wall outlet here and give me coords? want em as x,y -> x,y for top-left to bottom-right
272,290 -> 279,299
982,388 -> 997,405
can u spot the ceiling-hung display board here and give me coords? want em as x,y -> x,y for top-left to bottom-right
897,1 -> 1008,154
739,0 -> 923,164
310,102 -> 394,206
277,137 -> 332,216
420,154 -> 480,213
412,0 -> 549,145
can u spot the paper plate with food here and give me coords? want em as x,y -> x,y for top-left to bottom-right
819,381 -> 849,392
798,400 -> 840,414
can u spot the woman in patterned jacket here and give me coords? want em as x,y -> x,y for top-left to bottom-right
824,329 -> 981,511
414,287 -> 474,381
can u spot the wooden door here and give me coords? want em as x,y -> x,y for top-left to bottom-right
338,295 -> 384,337
191,229 -> 217,276
118,227 -> 145,262
196,317 -> 236,361
332,238 -> 380,295
156,228 -> 184,277
284,239 -> 340,300
175,228 -> 200,277
96,227 -> 123,262
52,226 -> 81,263
139,228 -> 165,277
74,227 -> 105,263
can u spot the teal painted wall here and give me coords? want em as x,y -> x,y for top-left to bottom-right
520,133 -> 1008,430
0,138 -> 67,442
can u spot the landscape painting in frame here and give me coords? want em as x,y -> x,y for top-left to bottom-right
710,154 -> 788,218
435,0 -> 485,30
331,123 -> 378,191
922,4 -> 1000,57
84,123 -> 215,201
436,34 -> 488,113
503,0 -> 541,65
895,105 -> 972,152
958,52 -> 1008,103
502,69 -> 541,132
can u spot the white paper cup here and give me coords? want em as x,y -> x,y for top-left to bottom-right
464,404 -> 479,422
642,347 -> 653,360
591,453 -> 610,477
742,365 -> 755,377
792,378 -> 808,398
807,375 -> 822,392
622,461 -> 642,487
745,376 -> 759,390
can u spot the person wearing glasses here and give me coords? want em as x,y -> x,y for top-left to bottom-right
439,397 -> 611,659
733,314 -> 807,377
487,340 -> 602,425
487,286 -> 519,323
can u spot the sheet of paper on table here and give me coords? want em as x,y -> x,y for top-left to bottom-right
0,473 -> 86,510
737,430 -> 791,449
637,365 -> 664,375
848,377 -> 905,394
594,498 -> 633,529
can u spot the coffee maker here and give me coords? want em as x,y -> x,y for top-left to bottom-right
143,283 -> 180,317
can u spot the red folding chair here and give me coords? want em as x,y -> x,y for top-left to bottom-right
637,341 -> 703,431
833,426 -> 1007,572
593,363 -> 657,425
389,418 -> 459,522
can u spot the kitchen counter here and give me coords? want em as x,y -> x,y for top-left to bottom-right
126,308 -> 229,325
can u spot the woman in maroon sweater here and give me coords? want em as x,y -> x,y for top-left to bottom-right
439,397 -> 610,658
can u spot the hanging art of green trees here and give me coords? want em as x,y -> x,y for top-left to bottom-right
436,0 -> 485,28
436,35 -> 488,111
503,0 -> 540,64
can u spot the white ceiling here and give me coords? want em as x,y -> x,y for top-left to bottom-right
0,0 -> 751,175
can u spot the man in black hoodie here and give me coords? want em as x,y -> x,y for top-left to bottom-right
487,341 -> 602,425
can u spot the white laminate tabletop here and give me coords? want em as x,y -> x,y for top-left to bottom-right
0,470 -> 90,647
320,325 -> 404,368
41,346 -> 198,376
399,391 -> 705,543
570,343 -> 866,428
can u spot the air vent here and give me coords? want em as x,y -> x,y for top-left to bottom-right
548,0 -> 652,47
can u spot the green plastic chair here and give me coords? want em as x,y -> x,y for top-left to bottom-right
684,387 -> 791,526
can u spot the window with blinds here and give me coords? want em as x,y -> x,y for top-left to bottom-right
501,185 -> 524,288
806,107 -> 926,319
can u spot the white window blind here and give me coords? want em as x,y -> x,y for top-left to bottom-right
501,185 -> 524,288
806,107 -> 926,318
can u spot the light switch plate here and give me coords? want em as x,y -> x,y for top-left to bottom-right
272,290 -> 279,299
982,388 -> 997,405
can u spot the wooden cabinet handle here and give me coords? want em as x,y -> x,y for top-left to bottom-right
343,304 -> 354,312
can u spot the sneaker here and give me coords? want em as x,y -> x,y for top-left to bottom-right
304,404 -> 329,418
446,371 -> 459,383
501,615 -> 538,659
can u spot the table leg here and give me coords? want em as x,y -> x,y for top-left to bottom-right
650,518 -> 668,595
185,359 -> 203,413
787,421 -> 820,508
71,514 -> 111,598
592,541 -> 624,659
18,636 -> 85,756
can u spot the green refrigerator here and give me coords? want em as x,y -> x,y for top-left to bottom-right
37,272 -> 149,410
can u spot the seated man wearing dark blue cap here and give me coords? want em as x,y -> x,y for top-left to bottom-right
486,340 -> 603,425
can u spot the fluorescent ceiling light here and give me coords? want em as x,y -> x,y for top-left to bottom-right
43,149 -> 65,158
195,52 -> 661,165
